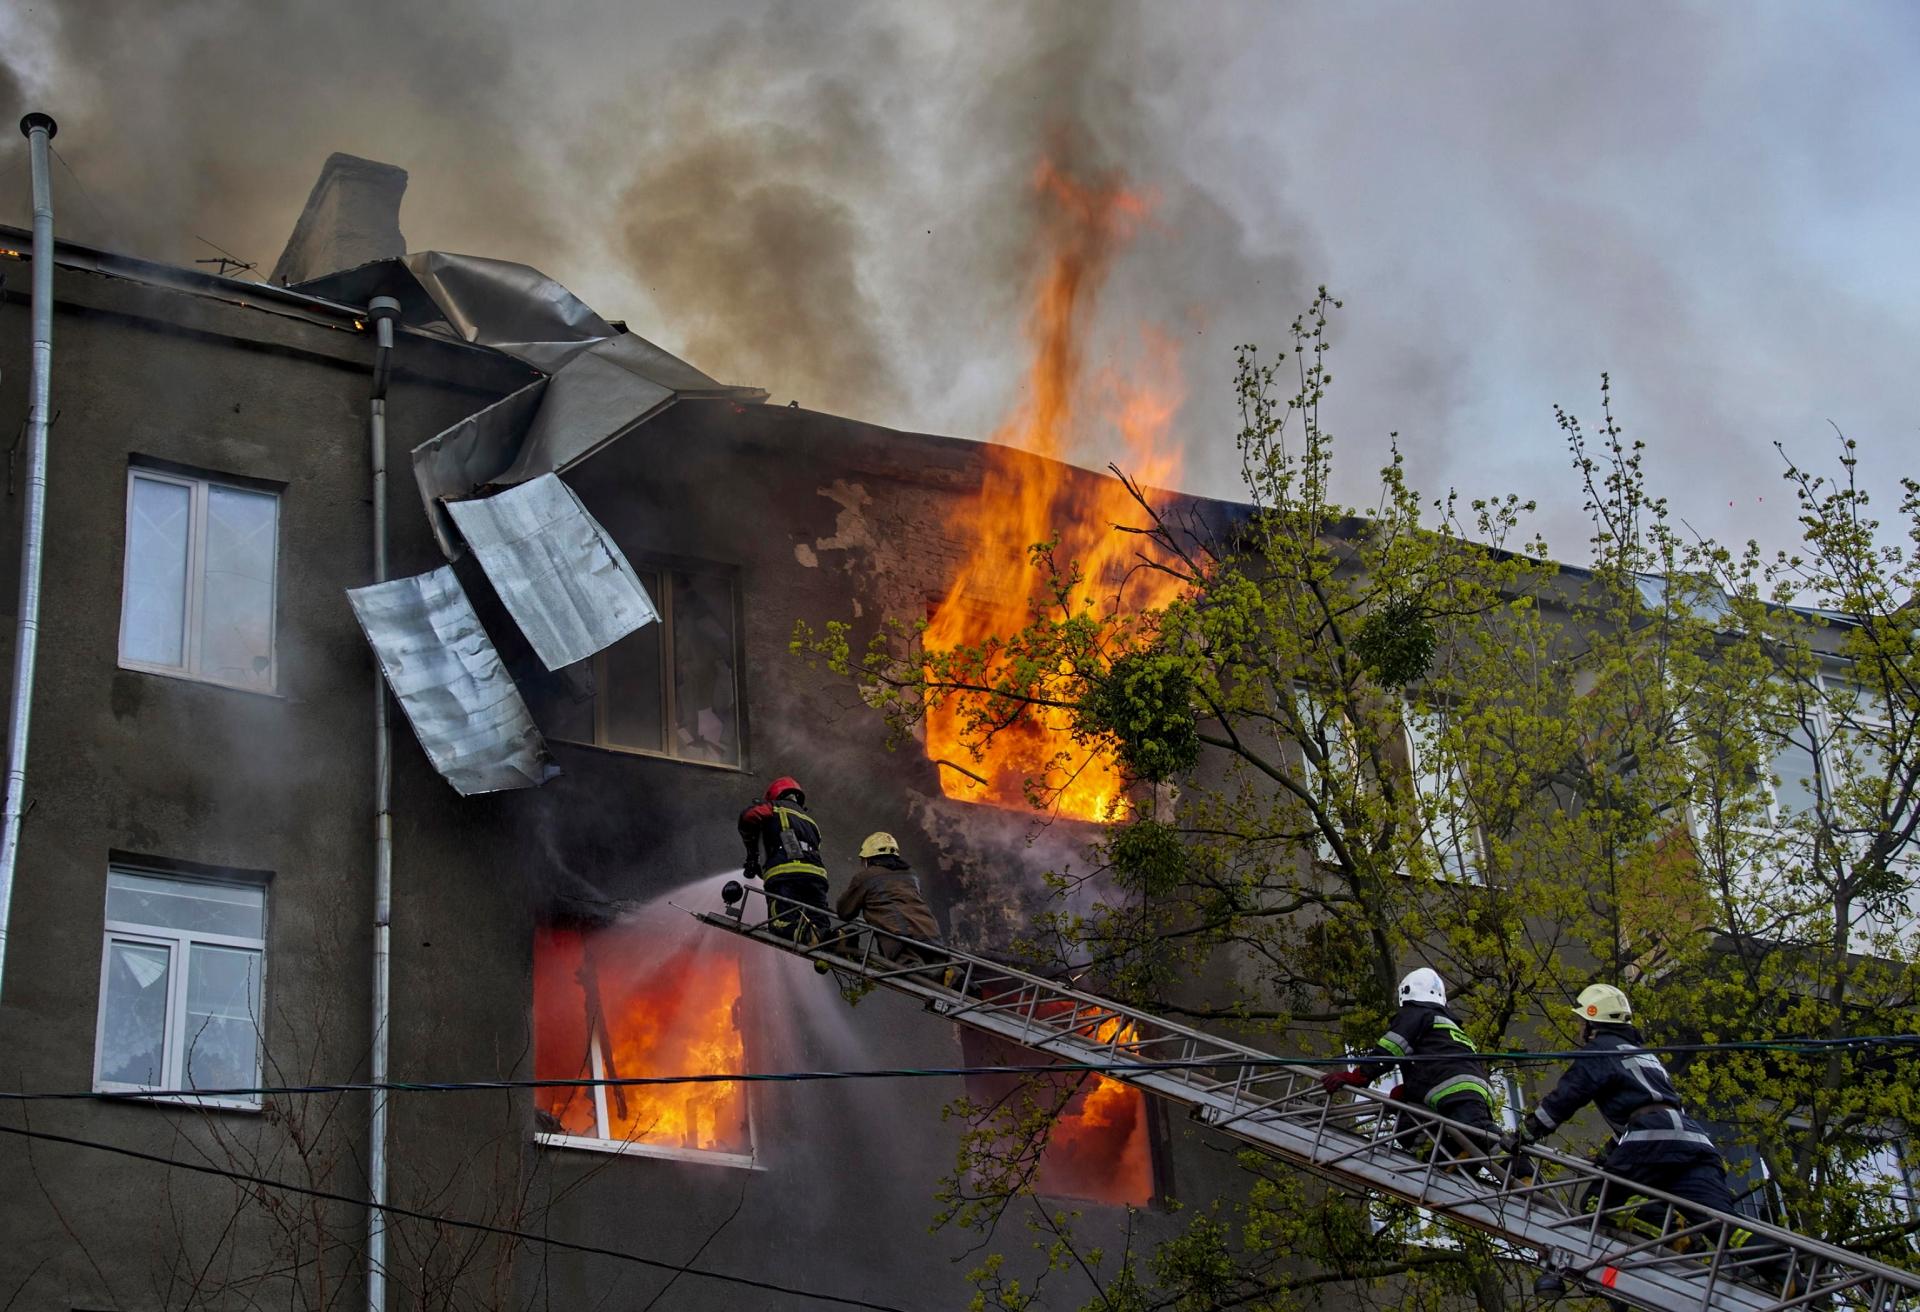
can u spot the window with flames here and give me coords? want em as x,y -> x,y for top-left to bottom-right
958,1028 -> 1160,1208
533,921 -> 753,1167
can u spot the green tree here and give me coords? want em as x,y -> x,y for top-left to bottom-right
797,294 -> 1920,1308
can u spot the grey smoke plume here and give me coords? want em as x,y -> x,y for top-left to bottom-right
5,2 -> 1916,560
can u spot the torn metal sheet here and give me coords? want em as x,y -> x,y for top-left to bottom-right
445,474 -> 658,671
401,251 -> 614,373
348,567 -> 560,795
299,250 -> 766,557
411,378 -> 549,557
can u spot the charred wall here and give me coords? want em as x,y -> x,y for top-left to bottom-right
0,262 -> 1251,1310
491,398 -> 1250,1308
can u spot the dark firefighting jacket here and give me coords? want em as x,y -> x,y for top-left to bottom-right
1532,1024 -> 1721,1162
1354,1001 -> 1496,1110
738,799 -> 827,883
836,855 -> 942,947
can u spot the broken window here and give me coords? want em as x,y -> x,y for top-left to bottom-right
533,918 -> 754,1166
119,467 -> 279,693
94,868 -> 266,1108
957,1027 -> 1160,1207
532,563 -> 741,767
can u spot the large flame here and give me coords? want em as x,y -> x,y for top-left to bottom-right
923,158 -> 1187,821
1038,1012 -> 1155,1205
534,922 -> 751,1155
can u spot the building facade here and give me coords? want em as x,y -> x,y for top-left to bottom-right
0,219 -> 1246,1310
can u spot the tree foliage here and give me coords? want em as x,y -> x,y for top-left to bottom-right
796,290 -> 1920,1308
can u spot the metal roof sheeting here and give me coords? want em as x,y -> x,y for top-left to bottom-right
297,251 -> 763,557
347,566 -> 560,794
444,473 -> 658,672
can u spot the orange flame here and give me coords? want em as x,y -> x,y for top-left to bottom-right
923,158 -> 1187,821
534,923 -> 751,1155
1040,1012 -> 1155,1204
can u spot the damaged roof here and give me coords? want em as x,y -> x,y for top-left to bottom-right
298,252 -> 767,557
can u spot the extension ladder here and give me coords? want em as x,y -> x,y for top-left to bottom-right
694,886 -> 1920,1312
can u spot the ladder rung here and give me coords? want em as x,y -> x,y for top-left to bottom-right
693,888 -> 1920,1312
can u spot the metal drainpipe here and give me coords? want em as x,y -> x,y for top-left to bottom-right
364,293 -> 400,1312
0,112 -> 59,1002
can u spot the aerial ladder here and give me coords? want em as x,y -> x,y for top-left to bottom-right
694,884 -> 1920,1312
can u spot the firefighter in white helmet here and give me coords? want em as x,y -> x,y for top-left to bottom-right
1516,983 -> 1737,1233
836,831 -> 945,966
1321,967 -> 1502,1150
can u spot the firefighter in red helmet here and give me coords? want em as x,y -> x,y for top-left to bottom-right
738,776 -> 831,949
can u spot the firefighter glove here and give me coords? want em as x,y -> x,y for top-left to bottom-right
1520,1110 -> 1550,1143
1320,1069 -> 1368,1094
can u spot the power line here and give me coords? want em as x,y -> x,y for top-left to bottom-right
5,1033 -> 1916,1106
0,1122 -> 917,1312
46,145 -> 113,242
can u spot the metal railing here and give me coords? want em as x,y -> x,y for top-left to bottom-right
695,885 -> 1920,1312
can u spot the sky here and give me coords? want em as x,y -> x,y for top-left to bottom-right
2,0 -> 1915,565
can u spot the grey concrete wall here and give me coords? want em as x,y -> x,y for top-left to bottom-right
482,400 -> 1248,1310
0,268 -> 1250,1311
0,265 -> 532,1310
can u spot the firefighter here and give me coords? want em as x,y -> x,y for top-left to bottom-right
1320,967 -> 1503,1156
738,776 -> 832,951
1515,983 -> 1736,1237
837,832 -> 946,968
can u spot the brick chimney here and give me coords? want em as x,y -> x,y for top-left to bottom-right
270,153 -> 408,286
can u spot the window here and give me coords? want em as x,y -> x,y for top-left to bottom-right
533,918 -> 755,1167
1847,1138 -> 1920,1246
1403,706 -> 1485,884
94,868 -> 266,1108
1697,672 -> 1920,947
1293,686 -> 1357,863
536,564 -> 742,767
957,1026 -> 1160,1207
119,468 -> 279,692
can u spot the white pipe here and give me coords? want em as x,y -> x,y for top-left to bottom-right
0,112 -> 59,1001
364,294 -> 399,1312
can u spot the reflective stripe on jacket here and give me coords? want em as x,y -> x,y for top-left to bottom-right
1357,1002 -> 1494,1110
1533,1024 -> 1705,1139
738,800 -> 827,881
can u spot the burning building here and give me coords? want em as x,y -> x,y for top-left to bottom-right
0,146 -> 1255,1310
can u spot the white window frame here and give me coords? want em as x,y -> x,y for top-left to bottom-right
118,467 -> 280,694
535,1023 -> 761,1170
552,564 -> 743,770
1402,702 -> 1487,886
93,869 -> 267,1111
1293,686 -> 1357,863
1683,665 -> 1920,951
1825,675 -> 1920,949
533,926 -> 759,1170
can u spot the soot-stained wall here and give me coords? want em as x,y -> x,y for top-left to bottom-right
494,398 -> 1250,1310
0,261 -> 1249,1311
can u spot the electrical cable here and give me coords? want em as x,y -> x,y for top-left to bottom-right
4,1033 -> 1915,1106
45,146 -> 113,243
0,1122 -> 917,1312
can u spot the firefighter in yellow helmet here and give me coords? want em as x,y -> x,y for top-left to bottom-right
836,831 -> 945,966
1517,984 -> 1738,1234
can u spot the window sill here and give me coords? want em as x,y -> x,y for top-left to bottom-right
535,1130 -> 761,1170
92,1085 -> 264,1113
546,737 -> 746,774
117,660 -> 284,701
